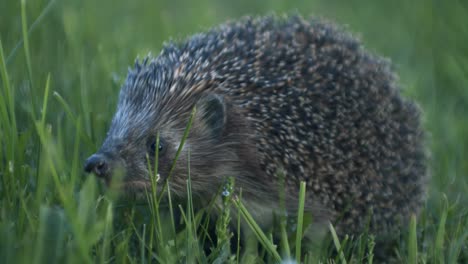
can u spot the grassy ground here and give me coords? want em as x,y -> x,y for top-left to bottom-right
1,0 -> 467,263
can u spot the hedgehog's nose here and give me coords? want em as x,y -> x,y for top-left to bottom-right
84,154 -> 109,177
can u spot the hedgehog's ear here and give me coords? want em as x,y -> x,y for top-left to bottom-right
196,94 -> 226,139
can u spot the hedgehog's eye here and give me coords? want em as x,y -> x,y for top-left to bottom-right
149,139 -> 164,155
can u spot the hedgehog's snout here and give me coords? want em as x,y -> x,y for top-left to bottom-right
84,154 -> 110,179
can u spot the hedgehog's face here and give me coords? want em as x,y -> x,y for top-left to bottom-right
84,87 -> 233,199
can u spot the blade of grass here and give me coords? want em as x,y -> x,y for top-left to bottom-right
53,91 -> 94,147
233,196 -> 282,262
21,0 -> 38,119
34,74 -> 52,204
141,224 -> 146,264
157,106 -> 196,203
448,222 -> 468,263
0,41 -> 13,132
366,235 -> 375,264
70,115 -> 82,188
434,195 -> 448,264
177,204 -> 196,264
144,131 -> 180,261
186,148 -> 203,263
329,223 -> 347,264
0,40 -> 17,159
166,182 -> 179,254
278,170 -> 291,259
295,181 -> 306,262
236,189 -> 242,264
200,184 -> 223,241
211,177 -> 234,263
34,120 -> 91,263
40,74 -> 51,127
100,202 -> 113,264
408,214 -> 418,264
145,153 -> 164,246
6,0 -> 57,64
148,221 -> 155,264
0,40 -> 16,203
21,0 -> 33,84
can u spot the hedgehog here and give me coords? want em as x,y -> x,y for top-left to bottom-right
84,15 -> 427,245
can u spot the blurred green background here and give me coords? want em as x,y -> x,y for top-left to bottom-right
1,0 -> 467,262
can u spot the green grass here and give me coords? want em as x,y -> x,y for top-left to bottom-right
1,0 -> 467,263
